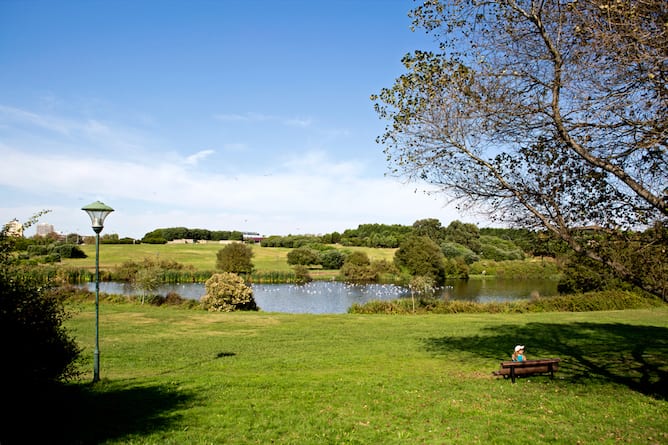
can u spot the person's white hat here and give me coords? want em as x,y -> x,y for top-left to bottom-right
514,345 -> 525,352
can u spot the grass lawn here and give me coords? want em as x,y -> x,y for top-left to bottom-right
9,305 -> 667,444
61,243 -> 398,278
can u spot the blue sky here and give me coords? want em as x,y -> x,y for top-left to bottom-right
1,0 -> 472,238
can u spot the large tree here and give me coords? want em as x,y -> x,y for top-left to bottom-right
374,0 -> 667,299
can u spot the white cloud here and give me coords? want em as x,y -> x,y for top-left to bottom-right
185,149 -> 215,165
0,104 -> 471,239
0,143 -> 464,238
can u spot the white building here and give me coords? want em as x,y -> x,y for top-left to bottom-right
4,219 -> 24,237
36,223 -> 55,237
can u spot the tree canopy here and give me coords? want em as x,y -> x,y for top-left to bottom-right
216,243 -> 254,275
373,0 -> 667,299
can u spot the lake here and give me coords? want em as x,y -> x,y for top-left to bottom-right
83,279 -> 558,314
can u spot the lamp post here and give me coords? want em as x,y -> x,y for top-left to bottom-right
81,200 -> 114,383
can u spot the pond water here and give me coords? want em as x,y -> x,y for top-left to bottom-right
83,279 -> 558,314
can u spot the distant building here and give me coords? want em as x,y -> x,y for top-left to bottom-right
168,239 -> 195,244
36,223 -> 55,237
4,219 -> 24,237
242,232 -> 264,243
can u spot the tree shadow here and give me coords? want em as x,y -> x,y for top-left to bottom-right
423,322 -> 668,399
2,381 -> 196,444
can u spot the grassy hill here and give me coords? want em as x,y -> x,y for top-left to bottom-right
61,242 -> 397,274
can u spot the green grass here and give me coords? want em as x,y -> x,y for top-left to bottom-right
61,243 -> 398,279
8,305 -> 667,444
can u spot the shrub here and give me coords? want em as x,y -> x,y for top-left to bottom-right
52,243 -> 87,259
339,251 -> 378,283
479,235 -> 525,261
293,265 -> 312,284
443,258 -> 469,279
216,243 -> 254,274
394,236 -> 446,286
319,250 -> 345,269
286,247 -> 320,266
200,272 -> 258,312
1,225 -> 82,387
441,241 -> 479,264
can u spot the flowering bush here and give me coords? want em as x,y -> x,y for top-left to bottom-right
200,272 -> 258,312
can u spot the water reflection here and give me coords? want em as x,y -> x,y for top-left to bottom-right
82,279 -> 557,314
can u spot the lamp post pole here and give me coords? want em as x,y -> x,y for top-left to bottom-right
93,225 -> 102,382
82,201 -> 114,383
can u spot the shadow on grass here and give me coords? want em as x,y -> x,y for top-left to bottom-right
2,381 -> 195,444
424,322 -> 668,399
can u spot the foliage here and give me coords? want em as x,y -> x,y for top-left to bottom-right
260,234 -> 323,248
21,242 -> 87,264
141,227 -> 243,243
250,270 -> 297,284
370,259 -> 400,281
412,218 -> 447,244
338,223 -> 413,248
292,265 -> 312,284
373,0 -> 667,299
441,241 -> 479,264
0,212 -> 81,387
216,242 -> 254,275
286,246 -> 320,266
133,266 -> 162,304
200,272 -> 258,312
349,290 -> 663,315
479,235 -> 525,261
114,256 -> 198,283
394,235 -> 446,286
318,249 -> 345,269
469,259 -> 560,280
339,251 -> 378,283
140,233 -> 167,244
408,275 -> 436,312
444,220 -> 481,253
443,257 -> 469,279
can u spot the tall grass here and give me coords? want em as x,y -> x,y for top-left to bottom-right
349,290 -> 664,314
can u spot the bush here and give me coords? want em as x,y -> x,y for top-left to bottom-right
339,251 -> 379,283
469,259 -> 560,279
293,265 -> 312,284
216,243 -> 254,274
0,232 -> 82,387
200,272 -> 258,312
479,235 -> 525,261
319,250 -> 345,269
443,258 -> 469,279
286,247 -> 320,266
394,236 -> 446,286
441,241 -> 480,264
52,244 -> 87,259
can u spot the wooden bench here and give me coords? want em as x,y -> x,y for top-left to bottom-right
493,358 -> 561,383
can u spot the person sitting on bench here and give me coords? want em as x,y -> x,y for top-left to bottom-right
512,345 -> 526,362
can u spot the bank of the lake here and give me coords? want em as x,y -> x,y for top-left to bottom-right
83,278 -> 559,314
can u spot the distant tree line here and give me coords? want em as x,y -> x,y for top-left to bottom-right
140,227 -> 244,244
261,219 -> 564,259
